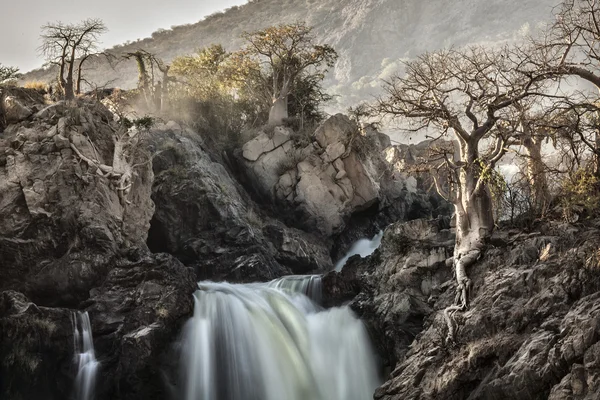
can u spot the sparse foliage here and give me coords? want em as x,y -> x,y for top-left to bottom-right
39,19 -> 107,99
0,64 -> 20,82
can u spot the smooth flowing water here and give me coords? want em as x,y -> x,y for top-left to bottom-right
334,230 -> 384,271
180,277 -> 380,400
71,311 -> 99,400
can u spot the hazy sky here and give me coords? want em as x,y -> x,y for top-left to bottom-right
1,0 -> 246,72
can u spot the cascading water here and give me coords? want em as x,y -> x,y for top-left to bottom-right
71,311 -> 99,400
334,230 -> 384,271
268,274 -> 322,303
180,277 -> 380,400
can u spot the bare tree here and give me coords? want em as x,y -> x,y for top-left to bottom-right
70,114 -> 153,205
374,47 -> 543,338
500,102 -> 553,216
40,19 -> 107,100
524,0 -> 600,174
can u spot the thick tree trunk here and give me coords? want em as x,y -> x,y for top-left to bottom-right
112,137 -> 133,205
268,95 -> 288,125
522,137 -> 550,215
452,140 -> 494,309
64,49 -> 76,100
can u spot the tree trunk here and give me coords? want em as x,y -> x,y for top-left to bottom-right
76,55 -> 91,95
452,140 -> 494,309
522,137 -> 550,216
268,95 -> 288,125
64,48 -> 76,100
160,68 -> 170,112
268,80 -> 290,126
112,136 -> 133,205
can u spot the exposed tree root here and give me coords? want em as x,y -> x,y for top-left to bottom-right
444,246 -> 482,343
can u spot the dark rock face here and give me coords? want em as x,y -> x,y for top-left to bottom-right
0,91 -> 153,307
330,217 -> 600,400
0,291 -> 74,400
87,253 -> 196,400
147,126 -> 332,281
0,92 -> 193,400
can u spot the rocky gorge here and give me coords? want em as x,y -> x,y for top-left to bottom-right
0,87 -> 435,399
2,86 -> 600,400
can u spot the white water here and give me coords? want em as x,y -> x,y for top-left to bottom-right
334,230 -> 384,271
180,278 -> 380,400
71,311 -> 99,400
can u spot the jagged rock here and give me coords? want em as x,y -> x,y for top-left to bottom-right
0,96 -> 154,305
3,95 -> 33,123
314,113 -> 355,148
238,114 -> 443,237
332,216 -> 600,400
242,126 -> 292,161
326,218 -> 454,365
147,128 -> 331,280
0,291 -> 74,400
87,253 -> 196,400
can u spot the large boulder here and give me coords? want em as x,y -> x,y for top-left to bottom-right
0,87 -> 45,129
239,114 -> 432,236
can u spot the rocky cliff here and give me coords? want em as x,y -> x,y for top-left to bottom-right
324,216 -> 600,399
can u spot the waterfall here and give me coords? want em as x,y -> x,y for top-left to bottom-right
268,274 -> 322,303
334,230 -> 384,271
71,311 -> 99,400
180,280 -> 380,400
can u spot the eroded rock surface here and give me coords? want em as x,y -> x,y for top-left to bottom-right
148,124 -> 333,280
240,114 -> 438,239
327,216 -> 600,400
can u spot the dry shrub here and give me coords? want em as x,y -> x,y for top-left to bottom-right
22,81 -> 47,91
559,167 -> 600,221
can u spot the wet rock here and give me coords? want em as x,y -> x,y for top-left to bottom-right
87,253 -> 196,400
0,291 -> 74,400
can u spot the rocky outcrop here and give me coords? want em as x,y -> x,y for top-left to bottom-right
0,291 -> 74,400
328,216 -> 600,400
0,91 -> 194,400
0,92 -> 153,306
147,123 -> 333,280
87,252 -> 196,400
239,114 -> 432,237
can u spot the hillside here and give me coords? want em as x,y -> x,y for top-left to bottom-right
24,0 -> 558,112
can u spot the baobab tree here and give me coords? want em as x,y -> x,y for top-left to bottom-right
234,22 -> 337,125
374,47 -> 543,337
123,50 -> 172,112
40,19 -> 107,100
500,102 -> 552,216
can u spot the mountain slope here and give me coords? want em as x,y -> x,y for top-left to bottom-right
24,0 -> 559,111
